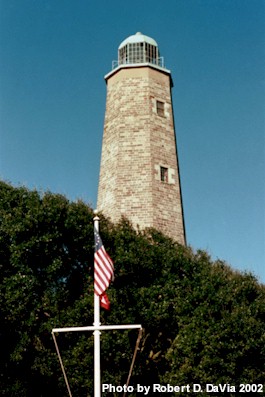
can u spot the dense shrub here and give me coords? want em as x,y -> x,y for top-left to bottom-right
0,181 -> 264,396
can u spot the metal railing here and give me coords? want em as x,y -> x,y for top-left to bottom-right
112,56 -> 165,70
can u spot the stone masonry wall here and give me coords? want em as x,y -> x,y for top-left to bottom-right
97,66 -> 185,244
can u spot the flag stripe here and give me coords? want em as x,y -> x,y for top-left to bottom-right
95,249 -> 114,274
95,254 -> 113,279
94,273 -> 106,295
94,269 -> 108,294
95,259 -> 112,286
94,231 -> 114,298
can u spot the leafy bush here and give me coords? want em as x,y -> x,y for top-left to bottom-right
0,181 -> 264,396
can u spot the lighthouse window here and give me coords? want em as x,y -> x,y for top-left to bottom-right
156,101 -> 165,117
119,46 -> 128,64
160,167 -> 168,182
146,43 -> 157,64
127,43 -> 144,64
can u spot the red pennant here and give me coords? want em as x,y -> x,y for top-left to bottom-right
100,291 -> 110,310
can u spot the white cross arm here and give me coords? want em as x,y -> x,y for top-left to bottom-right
52,324 -> 142,333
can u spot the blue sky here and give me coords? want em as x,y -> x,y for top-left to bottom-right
0,0 -> 264,283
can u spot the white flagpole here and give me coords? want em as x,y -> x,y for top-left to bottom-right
52,211 -> 143,396
93,211 -> 101,397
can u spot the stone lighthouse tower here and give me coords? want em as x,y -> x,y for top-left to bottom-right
97,32 -> 186,245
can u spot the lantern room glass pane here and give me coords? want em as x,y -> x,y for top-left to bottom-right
119,42 -> 159,65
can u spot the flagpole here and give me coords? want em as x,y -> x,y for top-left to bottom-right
93,210 -> 101,397
52,214 -> 142,396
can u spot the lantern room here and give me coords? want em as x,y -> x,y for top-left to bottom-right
115,32 -> 164,69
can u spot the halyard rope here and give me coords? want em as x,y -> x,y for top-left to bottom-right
123,327 -> 143,397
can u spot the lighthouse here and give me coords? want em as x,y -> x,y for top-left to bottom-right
97,32 -> 186,245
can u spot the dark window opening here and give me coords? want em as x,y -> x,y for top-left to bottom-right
160,166 -> 168,182
156,100 -> 165,117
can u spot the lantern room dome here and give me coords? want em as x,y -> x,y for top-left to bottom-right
116,32 -> 164,69
118,32 -> 158,49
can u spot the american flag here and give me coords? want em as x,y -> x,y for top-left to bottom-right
94,231 -> 114,308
